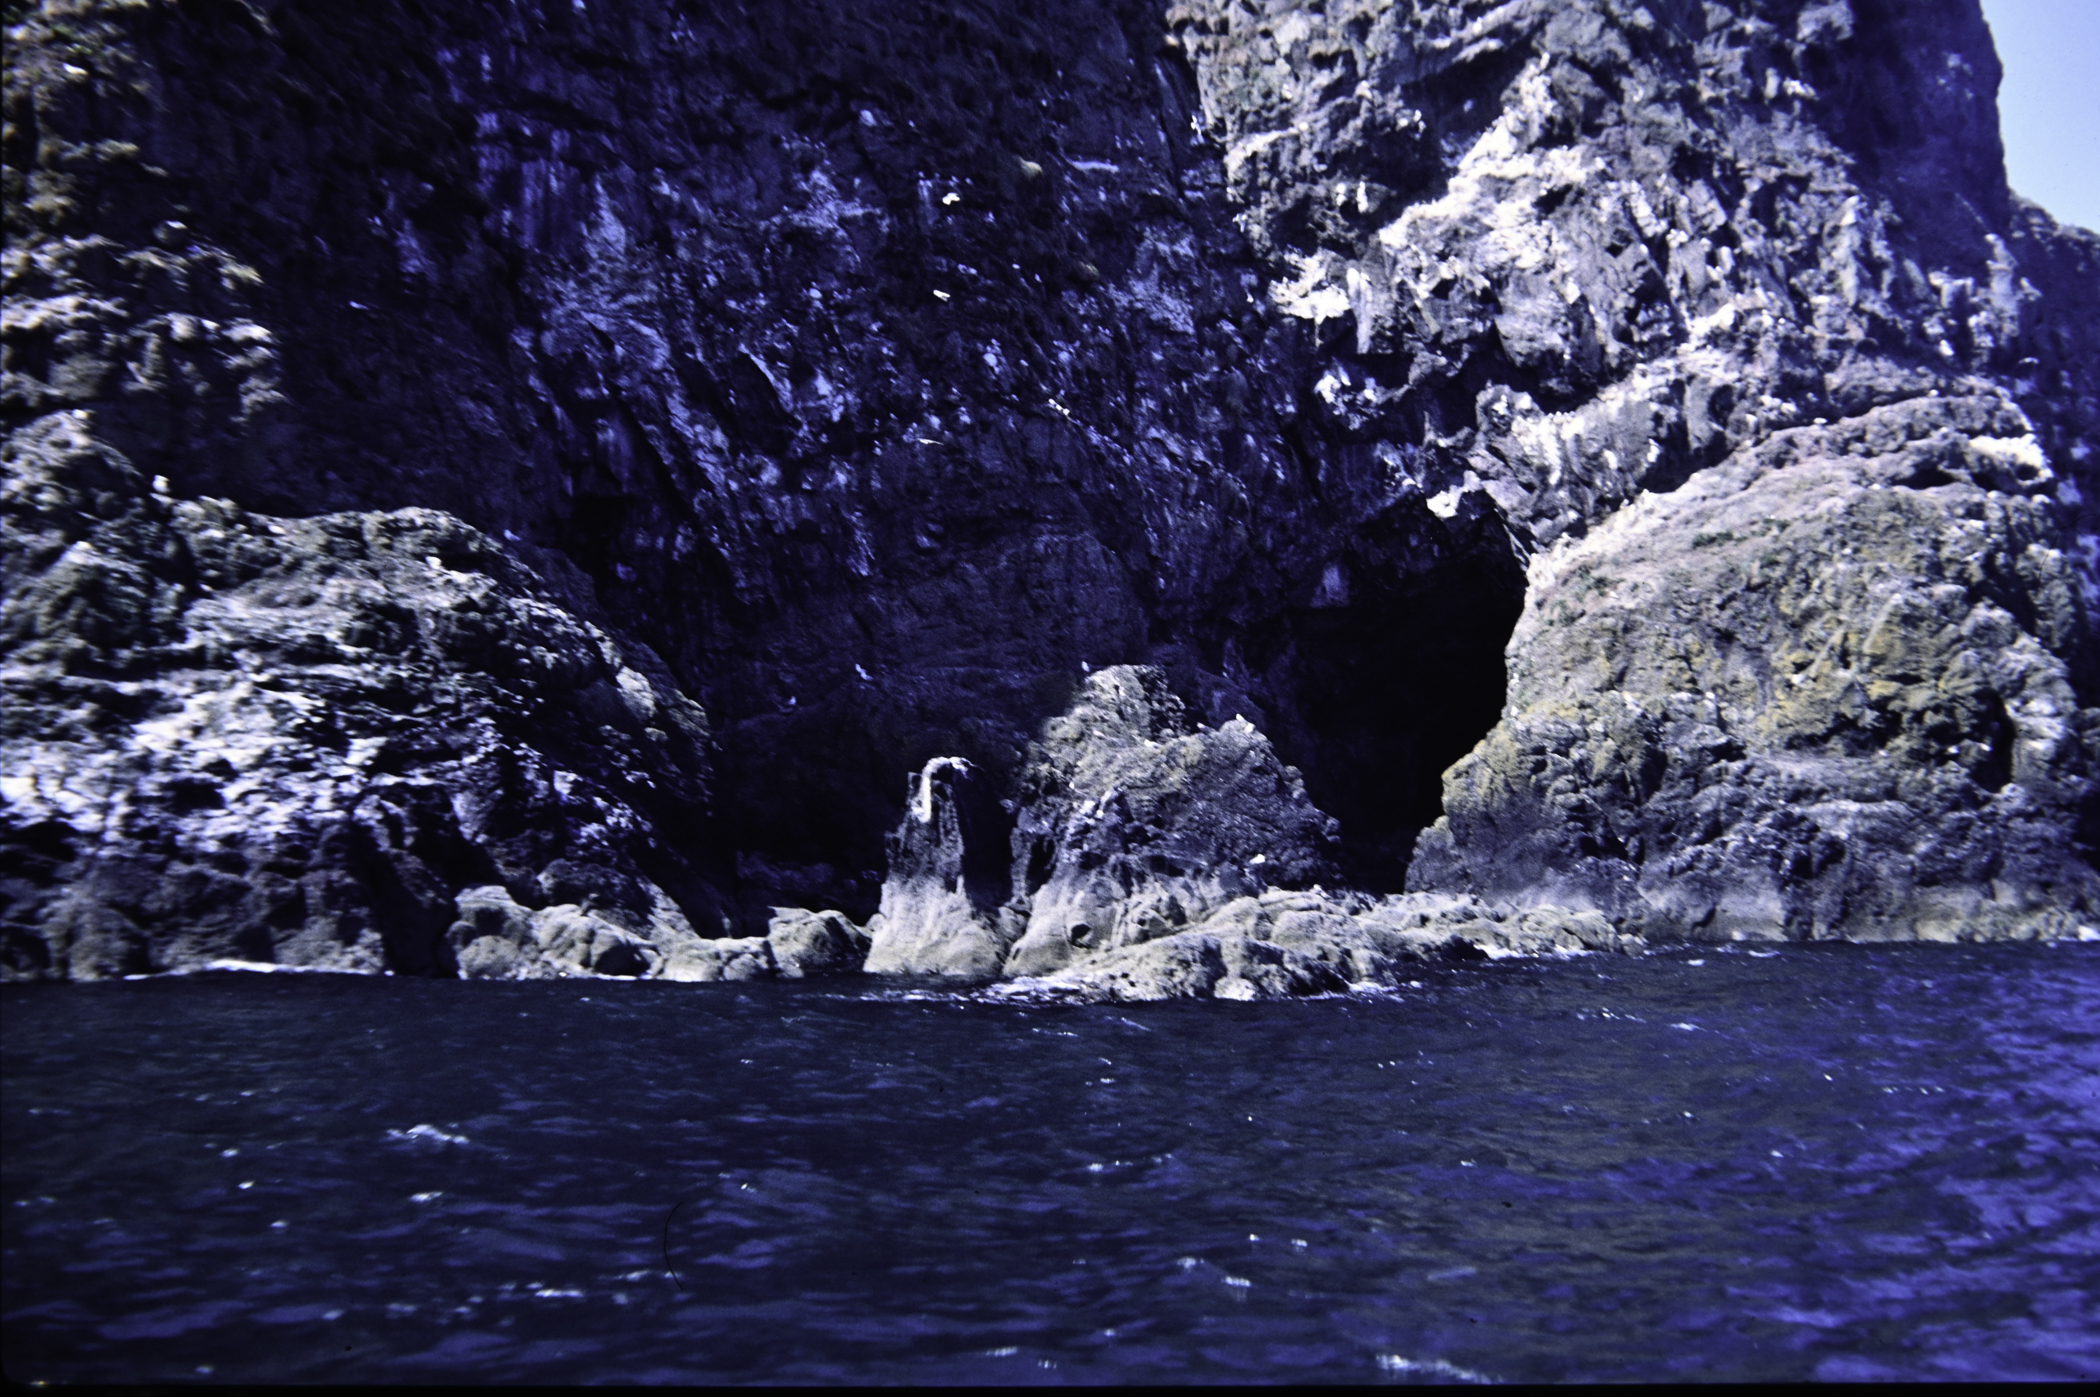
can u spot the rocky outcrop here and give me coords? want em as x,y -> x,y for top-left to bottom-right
0,411 -> 734,979
998,665 -> 1340,974
1162,0 -> 2100,944
861,756 -> 1011,977
448,883 -> 714,981
1409,391 -> 2100,940
851,665 -> 1643,999
1167,0 -> 2098,545
862,666 -> 1341,976
4,0 -> 2097,982
989,891 -> 1640,1003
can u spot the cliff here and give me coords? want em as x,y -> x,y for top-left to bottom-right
4,0 -> 2096,985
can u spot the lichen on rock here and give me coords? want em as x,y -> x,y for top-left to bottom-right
1409,390 -> 2100,942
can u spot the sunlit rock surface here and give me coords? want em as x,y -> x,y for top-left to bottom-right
855,666 -> 1645,1000
862,756 -> 1011,978
4,0 -> 2095,984
1411,393 -> 2100,941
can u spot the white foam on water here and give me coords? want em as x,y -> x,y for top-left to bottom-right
1375,1353 -> 1492,1382
151,959 -> 382,977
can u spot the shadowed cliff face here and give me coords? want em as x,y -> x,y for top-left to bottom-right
4,0 -> 2097,979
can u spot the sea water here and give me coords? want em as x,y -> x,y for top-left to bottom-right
5,942 -> 2097,1384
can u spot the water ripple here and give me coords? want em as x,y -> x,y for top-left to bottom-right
5,943 -> 2097,1383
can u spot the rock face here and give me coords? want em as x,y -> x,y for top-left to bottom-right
1,411 -> 734,979
999,665 -> 1341,976
4,0 -> 2097,983
1410,393 -> 2100,941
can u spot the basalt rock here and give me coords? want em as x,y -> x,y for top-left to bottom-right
1,412 -> 734,979
4,0 -> 2097,983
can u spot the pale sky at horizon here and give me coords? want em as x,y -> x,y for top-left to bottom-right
1979,0 -> 2100,231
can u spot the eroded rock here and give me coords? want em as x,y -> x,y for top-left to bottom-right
863,666 -> 1643,1000
1000,666 -> 1341,976
5,1 -> 2096,981
1,417 -> 736,979
990,887 -> 1641,1003
766,906 -> 871,978
862,758 -> 1011,977
1409,394 -> 2100,941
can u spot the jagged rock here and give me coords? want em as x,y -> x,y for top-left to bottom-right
862,758 -> 1011,977
1000,665 -> 1340,975
1166,0 -> 2098,551
864,667 -> 1642,999
862,669 -> 1341,980
765,906 -> 870,978
0,414 -> 736,979
4,0 -> 2096,977
1410,393 -> 2100,941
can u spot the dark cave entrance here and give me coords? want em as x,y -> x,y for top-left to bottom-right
1239,551 -> 1525,893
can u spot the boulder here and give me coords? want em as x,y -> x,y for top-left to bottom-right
765,907 -> 870,978
1410,405 -> 2100,942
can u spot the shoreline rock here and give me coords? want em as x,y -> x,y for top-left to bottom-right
852,666 -> 1652,1001
1,416 -> 735,980
5,1 -> 2096,985
1407,396 -> 2100,942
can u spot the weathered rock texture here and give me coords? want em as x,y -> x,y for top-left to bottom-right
870,665 -> 1644,1002
4,0 -> 2096,983
999,664 -> 1341,976
863,665 -> 1345,977
862,756 -> 1013,977
989,891 -> 1642,1004
1410,395 -> 2099,941
2,409 -> 733,978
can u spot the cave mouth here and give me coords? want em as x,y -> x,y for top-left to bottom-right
1239,553 -> 1526,893
703,542 -> 1521,925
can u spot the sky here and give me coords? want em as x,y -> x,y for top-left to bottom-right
1979,0 -> 2100,230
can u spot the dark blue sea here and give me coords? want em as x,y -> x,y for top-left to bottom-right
5,942 -> 2098,1385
